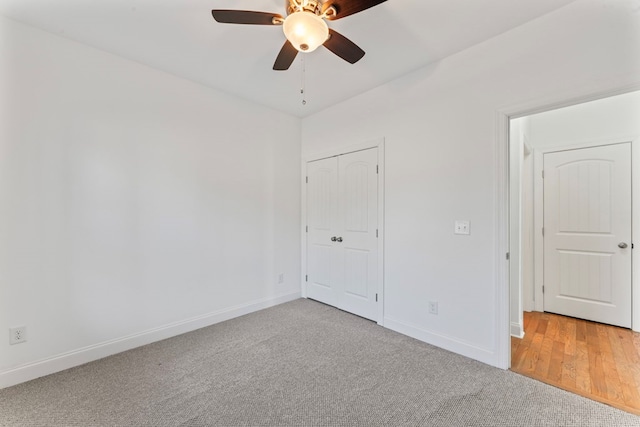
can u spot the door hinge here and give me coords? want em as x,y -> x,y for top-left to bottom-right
306,176 -> 308,184
375,293 -> 378,302
542,227 -> 544,236
542,286 -> 545,294
305,225 -> 308,233
506,252 -> 510,260
305,275 -> 308,282
376,165 -> 379,174
376,229 -> 379,238
542,170 -> 544,179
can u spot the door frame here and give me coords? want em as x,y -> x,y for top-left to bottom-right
301,138 -> 385,325
495,83 -> 640,370
533,139 -> 636,314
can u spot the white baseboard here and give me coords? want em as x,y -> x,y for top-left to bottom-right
510,322 -> 525,339
0,291 -> 300,390
384,316 -> 498,368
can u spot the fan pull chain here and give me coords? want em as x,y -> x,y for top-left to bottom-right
300,55 -> 307,106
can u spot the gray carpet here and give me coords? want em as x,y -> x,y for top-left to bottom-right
1,299 -> 639,426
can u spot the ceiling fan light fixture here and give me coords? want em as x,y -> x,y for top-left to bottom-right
282,11 -> 329,52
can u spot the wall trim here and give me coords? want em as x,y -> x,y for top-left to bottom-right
0,291 -> 301,390
384,316 -> 497,366
495,109 -> 511,370
304,138 -> 384,163
510,322 -> 525,339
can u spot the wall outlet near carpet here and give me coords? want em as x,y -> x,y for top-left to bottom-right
428,301 -> 438,315
9,326 -> 27,345
277,273 -> 284,284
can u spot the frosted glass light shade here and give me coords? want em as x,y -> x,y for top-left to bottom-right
282,12 -> 329,52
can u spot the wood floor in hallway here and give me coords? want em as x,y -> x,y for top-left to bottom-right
511,311 -> 640,416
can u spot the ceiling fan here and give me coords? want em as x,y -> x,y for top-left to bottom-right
212,0 -> 387,70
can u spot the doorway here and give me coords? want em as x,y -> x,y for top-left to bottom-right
303,141 -> 384,323
507,90 -> 640,414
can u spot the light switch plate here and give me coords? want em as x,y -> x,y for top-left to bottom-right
454,220 -> 470,235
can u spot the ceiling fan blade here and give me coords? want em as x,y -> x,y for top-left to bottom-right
211,10 -> 284,25
323,29 -> 365,64
321,0 -> 387,20
273,40 -> 299,71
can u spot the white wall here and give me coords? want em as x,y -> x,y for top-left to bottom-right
522,90 -> 640,331
301,0 -> 640,367
526,91 -> 640,148
0,15 -> 301,387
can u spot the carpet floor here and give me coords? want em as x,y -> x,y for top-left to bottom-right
1,299 -> 639,426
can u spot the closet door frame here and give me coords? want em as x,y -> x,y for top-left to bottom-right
301,138 -> 385,325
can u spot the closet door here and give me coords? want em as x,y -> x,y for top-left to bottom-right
306,157 -> 339,306
337,149 -> 379,320
306,148 -> 379,321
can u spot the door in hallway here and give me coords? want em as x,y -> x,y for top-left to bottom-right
306,148 -> 379,321
543,142 -> 631,327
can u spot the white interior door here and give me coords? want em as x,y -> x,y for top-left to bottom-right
306,148 -> 379,321
543,142 -> 632,327
336,149 -> 379,320
307,156 -> 338,306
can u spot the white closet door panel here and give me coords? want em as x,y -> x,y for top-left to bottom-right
337,148 -> 378,321
306,157 -> 338,305
305,148 -> 379,321
344,249 -> 369,298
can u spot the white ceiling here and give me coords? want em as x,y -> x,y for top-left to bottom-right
0,0 -> 577,117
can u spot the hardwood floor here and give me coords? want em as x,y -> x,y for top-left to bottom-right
511,311 -> 640,416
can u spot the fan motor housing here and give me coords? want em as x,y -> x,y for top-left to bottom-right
288,0 -> 322,16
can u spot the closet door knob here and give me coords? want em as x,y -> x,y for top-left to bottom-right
618,242 -> 628,249
331,236 -> 337,242
336,237 -> 343,242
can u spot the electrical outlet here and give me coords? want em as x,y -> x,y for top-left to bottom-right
454,220 -> 470,235
277,273 -> 284,284
428,301 -> 438,315
9,326 -> 27,345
